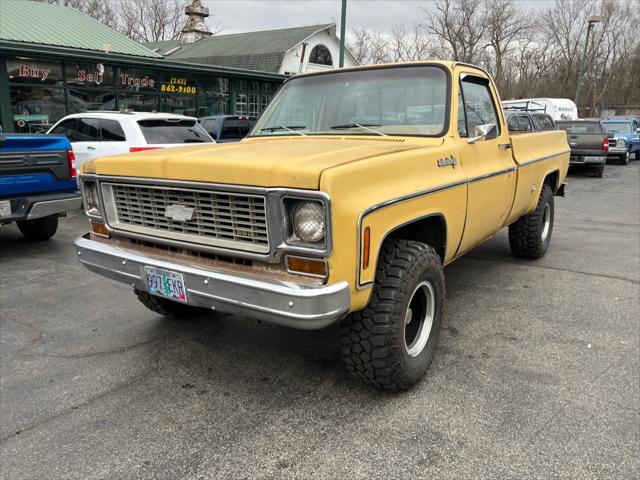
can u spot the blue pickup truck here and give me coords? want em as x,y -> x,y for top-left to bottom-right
0,134 -> 81,240
601,117 -> 640,164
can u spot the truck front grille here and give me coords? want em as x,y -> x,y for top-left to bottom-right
102,183 -> 270,253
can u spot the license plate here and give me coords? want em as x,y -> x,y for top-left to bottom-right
570,156 -> 583,163
584,156 -> 601,162
0,200 -> 11,218
144,267 -> 188,303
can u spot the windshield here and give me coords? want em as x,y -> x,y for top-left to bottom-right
137,119 -> 212,144
603,122 -> 632,133
250,66 -> 449,137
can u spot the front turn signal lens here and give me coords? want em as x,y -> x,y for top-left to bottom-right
91,222 -> 109,238
286,256 -> 327,278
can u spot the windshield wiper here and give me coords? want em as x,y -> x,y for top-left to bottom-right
329,123 -> 387,136
260,125 -> 307,136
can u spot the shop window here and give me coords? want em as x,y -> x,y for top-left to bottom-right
249,81 -> 260,92
6,57 -> 63,86
249,94 -> 259,117
161,94 -> 197,117
65,62 -> 114,87
67,88 -> 116,113
236,94 -> 248,116
309,45 -> 333,66
200,77 -> 230,116
10,86 -> 66,133
118,67 -> 159,112
261,95 -> 271,112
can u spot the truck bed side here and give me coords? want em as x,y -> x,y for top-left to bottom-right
507,130 -> 570,224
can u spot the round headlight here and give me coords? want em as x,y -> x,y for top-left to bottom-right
292,201 -> 325,243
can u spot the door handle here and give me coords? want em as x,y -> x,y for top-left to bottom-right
87,146 -> 96,150
498,143 -> 511,149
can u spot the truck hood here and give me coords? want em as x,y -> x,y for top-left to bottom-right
82,136 -> 431,189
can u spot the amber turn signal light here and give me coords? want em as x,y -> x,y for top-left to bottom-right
286,256 -> 327,278
362,227 -> 370,270
91,222 -> 109,238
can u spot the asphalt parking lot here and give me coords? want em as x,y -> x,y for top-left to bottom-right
1,161 -> 639,480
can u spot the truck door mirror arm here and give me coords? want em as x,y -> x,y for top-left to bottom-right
467,123 -> 497,144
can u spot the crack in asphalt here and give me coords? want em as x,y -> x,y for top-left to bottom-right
2,317 -> 44,353
466,256 -> 640,285
0,358 -> 160,444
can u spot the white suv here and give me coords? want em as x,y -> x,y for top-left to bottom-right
47,112 -> 215,172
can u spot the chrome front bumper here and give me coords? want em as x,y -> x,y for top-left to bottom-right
73,235 -> 350,329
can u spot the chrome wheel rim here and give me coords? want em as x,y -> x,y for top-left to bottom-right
541,204 -> 551,243
404,281 -> 435,357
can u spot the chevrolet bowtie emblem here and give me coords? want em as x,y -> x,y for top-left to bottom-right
165,204 -> 195,222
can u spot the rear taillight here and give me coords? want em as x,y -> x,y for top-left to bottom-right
129,147 -> 162,153
602,137 -> 609,152
68,149 -> 77,178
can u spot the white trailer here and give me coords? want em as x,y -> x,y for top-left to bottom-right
501,98 -> 578,121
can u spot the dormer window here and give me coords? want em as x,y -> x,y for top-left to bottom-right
309,45 -> 333,66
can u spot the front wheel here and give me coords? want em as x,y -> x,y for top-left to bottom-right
17,216 -> 58,241
620,151 -> 630,165
340,239 -> 445,392
509,184 -> 554,259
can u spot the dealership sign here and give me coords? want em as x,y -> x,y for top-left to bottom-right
18,64 -> 50,81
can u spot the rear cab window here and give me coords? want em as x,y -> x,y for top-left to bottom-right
557,122 -> 603,134
137,119 -> 212,144
220,118 -> 256,140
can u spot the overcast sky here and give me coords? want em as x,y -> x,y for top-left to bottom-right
204,0 -> 557,35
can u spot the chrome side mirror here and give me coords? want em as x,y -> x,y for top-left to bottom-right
467,123 -> 497,144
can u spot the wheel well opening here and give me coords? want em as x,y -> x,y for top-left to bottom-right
544,170 -> 559,193
386,215 -> 446,263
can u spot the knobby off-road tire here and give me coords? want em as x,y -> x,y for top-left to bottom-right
17,216 -> 58,241
509,183 -> 554,259
134,289 -> 208,319
340,239 -> 445,392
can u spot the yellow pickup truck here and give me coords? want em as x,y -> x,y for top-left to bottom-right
75,61 -> 569,391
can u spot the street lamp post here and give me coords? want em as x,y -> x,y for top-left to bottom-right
575,15 -> 605,109
339,0 -> 347,68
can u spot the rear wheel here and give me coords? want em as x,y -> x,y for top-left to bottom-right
595,164 -> 605,178
17,216 -> 58,241
340,239 -> 445,392
134,289 -> 209,319
509,184 -> 554,259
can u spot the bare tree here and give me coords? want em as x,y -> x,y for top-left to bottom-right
347,28 -> 391,65
41,0 -> 118,28
426,0 -> 487,64
118,0 -> 185,43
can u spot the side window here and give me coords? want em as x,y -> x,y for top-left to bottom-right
457,92 -> 468,137
459,75 -> 500,137
50,119 -> 78,142
507,115 -> 519,131
518,115 -> 533,131
202,119 -> 217,135
101,119 -> 126,141
76,118 -> 101,142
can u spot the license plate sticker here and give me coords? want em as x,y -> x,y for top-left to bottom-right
144,267 -> 188,303
0,200 -> 11,218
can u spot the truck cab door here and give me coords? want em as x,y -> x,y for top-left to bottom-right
455,73 -> 516,255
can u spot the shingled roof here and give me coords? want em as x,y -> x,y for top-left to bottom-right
145,24 -> 335,73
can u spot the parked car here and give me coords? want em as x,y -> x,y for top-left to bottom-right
557,120 -> 608,177
601,117 -> 640,164
502,98 -> 578,121
0,133 -> 81,240
47,112 -> 214,174
198,115 -> 256,142
73,61 -> 569,391
505,111 -> 556,132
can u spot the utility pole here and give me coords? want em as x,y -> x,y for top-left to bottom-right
575,15 -> 604,110
339,0 -> 347,68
